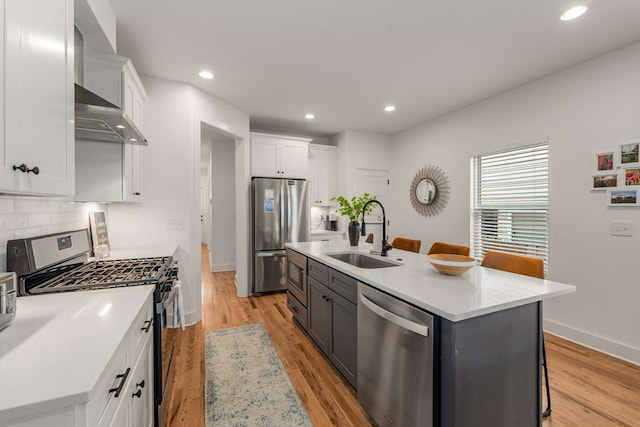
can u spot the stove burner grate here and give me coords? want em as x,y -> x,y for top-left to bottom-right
29,257 -> 173,294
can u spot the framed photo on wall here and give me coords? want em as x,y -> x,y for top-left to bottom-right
595,151 -> 614,171
607,189 -> 639,206
624,168 -> 640,186
89,211 -> 110,257
592,173 -> 618,190
620,142 -> 640,165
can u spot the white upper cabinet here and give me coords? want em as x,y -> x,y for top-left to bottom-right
0,0 -> 75,196
251,132 -> 310,179
309,144 -> 336,206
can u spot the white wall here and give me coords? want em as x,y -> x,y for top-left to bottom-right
332,130 -> 393,236
389,41 -> 640,363
108,76 -> 250,326
210,138 -> 236,271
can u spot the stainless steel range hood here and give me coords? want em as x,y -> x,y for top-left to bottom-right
74,27 -> 148,145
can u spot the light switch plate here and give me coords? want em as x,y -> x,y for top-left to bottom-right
610,220 -> 633,237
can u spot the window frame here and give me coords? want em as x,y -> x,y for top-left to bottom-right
471,139 -> 549,276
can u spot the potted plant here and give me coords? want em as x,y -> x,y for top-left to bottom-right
330,193 -> 377,246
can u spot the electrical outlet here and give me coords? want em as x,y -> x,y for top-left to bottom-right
167,218 -> 184,231
610,220 -> 633,237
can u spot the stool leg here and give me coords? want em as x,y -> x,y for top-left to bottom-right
542,338 -> 552,418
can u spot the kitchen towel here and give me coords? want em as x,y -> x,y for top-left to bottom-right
173,280 -> 186,330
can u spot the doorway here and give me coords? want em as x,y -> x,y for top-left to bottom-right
201,123 -> 237,272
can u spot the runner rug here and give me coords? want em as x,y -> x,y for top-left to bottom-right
205,323 -> 313,426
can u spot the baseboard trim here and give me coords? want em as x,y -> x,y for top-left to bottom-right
544,319 -> 640,365
210,263 -> 236,272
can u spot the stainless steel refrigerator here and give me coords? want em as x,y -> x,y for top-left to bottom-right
253,178 -> 310,293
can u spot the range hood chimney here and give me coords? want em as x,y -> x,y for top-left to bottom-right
74,27 -> 148,145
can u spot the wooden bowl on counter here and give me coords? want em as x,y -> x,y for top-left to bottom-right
427,254 -> 476,276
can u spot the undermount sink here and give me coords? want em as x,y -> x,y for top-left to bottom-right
327,252 -> 402,269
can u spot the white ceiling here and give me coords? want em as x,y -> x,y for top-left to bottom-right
109,0 -> 640,138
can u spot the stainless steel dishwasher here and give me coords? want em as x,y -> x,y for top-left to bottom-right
357,282 -> 434,427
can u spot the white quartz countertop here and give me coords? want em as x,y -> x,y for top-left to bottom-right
286,240 -> 576,322
0,285 -> 154,421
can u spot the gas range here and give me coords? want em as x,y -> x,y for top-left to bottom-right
7,229 -> 175,296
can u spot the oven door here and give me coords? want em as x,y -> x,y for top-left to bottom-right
155,286 -> 179,427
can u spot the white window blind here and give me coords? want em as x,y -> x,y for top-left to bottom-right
471,141 -> 549,275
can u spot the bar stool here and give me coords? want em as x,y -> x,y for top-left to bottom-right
427,242 -> 470,256
391,237 -> 421,253
480,251 -> 552,418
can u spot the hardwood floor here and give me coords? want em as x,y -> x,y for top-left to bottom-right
165,245 -> 640,426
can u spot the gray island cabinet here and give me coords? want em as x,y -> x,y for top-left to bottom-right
285,240 -> 575,427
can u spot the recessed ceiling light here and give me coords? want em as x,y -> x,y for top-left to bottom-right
384,105 -> 396,112
115,124 -> 125,129
129,138 -> 138,142
560,5 -> 587,21
305,114 -> 315,119
198,70 -> 214,79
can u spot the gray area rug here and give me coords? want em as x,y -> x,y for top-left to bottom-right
205,323 -> 313,426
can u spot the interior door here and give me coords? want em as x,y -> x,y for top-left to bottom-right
356,169 -> 389,239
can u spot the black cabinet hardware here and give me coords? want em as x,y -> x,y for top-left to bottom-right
12,164 -> 40,175
109,367 -> 131,398
136,380 -> 145,388
141,319 -> 152,332
132,389 -> 142,398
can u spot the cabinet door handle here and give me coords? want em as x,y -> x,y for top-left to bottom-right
134,192 -> 141,196
12,164 -> 40,175
141,319 -> 153,332
291,306 -> 299,312
109,367 -> 131,398
132,389 -> 142,398
137,380 -> 145,388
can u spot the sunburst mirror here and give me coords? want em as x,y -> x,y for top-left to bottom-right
409,165 -> 450,216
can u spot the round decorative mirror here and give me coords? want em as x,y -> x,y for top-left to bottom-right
409,165 -> 450,216
415,178 -> 437,205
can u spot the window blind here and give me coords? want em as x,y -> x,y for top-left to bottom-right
471,141 -> 549,275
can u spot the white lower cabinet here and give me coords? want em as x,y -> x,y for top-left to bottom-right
5,292 -> 154,427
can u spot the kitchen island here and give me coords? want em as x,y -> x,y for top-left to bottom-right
285,240 -> 576,427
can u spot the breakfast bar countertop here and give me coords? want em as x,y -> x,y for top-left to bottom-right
286,240 -> 576,321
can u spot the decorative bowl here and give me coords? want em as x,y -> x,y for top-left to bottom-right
427,254 -> 476,276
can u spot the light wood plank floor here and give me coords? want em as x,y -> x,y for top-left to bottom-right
164,246 -> 640,426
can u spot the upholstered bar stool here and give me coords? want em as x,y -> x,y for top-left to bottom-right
427,241 -> 470,256
480,250 -> 552,418
391,237 -> 421,253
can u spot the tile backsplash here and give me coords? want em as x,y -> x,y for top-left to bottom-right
0,196 -> 106,272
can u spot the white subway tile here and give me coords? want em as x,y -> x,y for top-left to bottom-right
14,199 -> 42,214
0,214 -> 29,230
29,214 -> 50,227
0,198 -> 15,214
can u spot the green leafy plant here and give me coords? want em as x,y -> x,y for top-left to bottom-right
330,193 -> 377,223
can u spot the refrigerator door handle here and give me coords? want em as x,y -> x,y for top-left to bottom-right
281,181 -> 288,243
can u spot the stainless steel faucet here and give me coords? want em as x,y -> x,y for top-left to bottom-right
360,200 -> 393,257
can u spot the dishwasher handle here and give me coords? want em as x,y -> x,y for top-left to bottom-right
359,293 -> 429,337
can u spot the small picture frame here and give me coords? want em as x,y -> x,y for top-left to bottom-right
607,189 -> 639,206
592,173 -> 618,190
620,142 -> 640,165
624,168 -> 640,186
89,211 -> 110,257
595,151 -> 614,171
